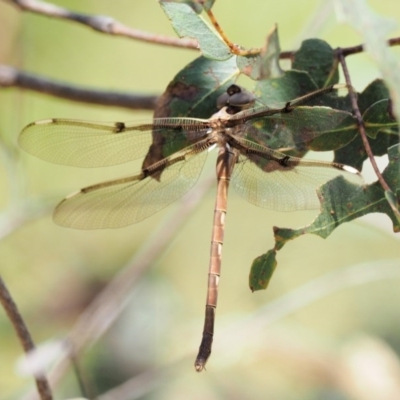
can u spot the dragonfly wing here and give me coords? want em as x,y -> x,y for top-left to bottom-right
54,143 -> 209,229
235,106 -> 355,154
19,118 -> 210,167
231,139 -> 362,212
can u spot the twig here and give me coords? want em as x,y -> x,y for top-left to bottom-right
338,49 -> 400,217
338,37 -> 400,57
3,0 -> 198,50
0,33 -> 399,111
337,49 -> 385,181
0,65 -> 158,110
280,37 -> 400,61
0,276 -> 53,400
3,0 -> 400,61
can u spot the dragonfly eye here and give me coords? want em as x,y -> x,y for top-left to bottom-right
226,84 -> 242,96
228,91 -> 255,109
217,85 -> 256,112
216,92 -> 230,109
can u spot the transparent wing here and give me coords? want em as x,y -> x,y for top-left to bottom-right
19,118 -> 210,167
231,139 -> 362,212
229,101 -> 355,154
54,144 -> 209,229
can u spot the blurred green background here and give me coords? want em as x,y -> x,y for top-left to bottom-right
1,1 -> 400,399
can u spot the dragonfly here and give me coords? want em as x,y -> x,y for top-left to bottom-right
19,83 -> 362,371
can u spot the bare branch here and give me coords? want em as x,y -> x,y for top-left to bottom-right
3,0 -> 400,60
0,65 -> 158,110
338,37 -> 400,57
338,49 -> 400,219
3,0 -> 198,50
267,37 -> 400,64
0,276 -> 53,400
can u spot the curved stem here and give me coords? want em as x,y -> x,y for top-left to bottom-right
0,276 -> 53,400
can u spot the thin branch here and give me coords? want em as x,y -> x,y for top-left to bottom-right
0,276 -> 53,400
337,50 -> 384,180
4,0 -> 198,50
338,37 -> 400,57
338,49 -> 400,217
0,65 -> 158,110
279,36 -> 400,61
3,0 -> 400,60
0,31 -> 399,111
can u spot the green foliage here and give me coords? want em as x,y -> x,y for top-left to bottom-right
250,143 -> 400,291
292,39 -> 339,88
335,0 -> 400,120
249,250 -> 277,291
159,0 -> 400,291
155,55 -> 239,118
160,2 -> 231,60
2,0 -> 400,398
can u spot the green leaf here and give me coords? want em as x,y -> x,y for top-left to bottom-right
301,110 -> 357,151
292,39 -> 339,88
148,56 -> 239,167
334,80 -> 398,169
159,1 -> 231,60
242,105 -> 357,156
257,144 -> 400,279
254,74 -> 398,167
160,0 -> 204,13
236,25 -> 283,80
334,131 -> 398,171
363,99 -> 398,138
358,79 -> 390,113
249,250 -> 277,291
385,189 -> 400,221
254,70 -> 317,108
254,70 -> 350,109
155,55 -> 239,118
274,177 -> 366,250
248,72 -> 360,157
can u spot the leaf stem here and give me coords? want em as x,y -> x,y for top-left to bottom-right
205,8 -> 260,56
337,49 -> 400,218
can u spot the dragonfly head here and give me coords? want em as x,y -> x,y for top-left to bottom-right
217,84 -> 256,115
